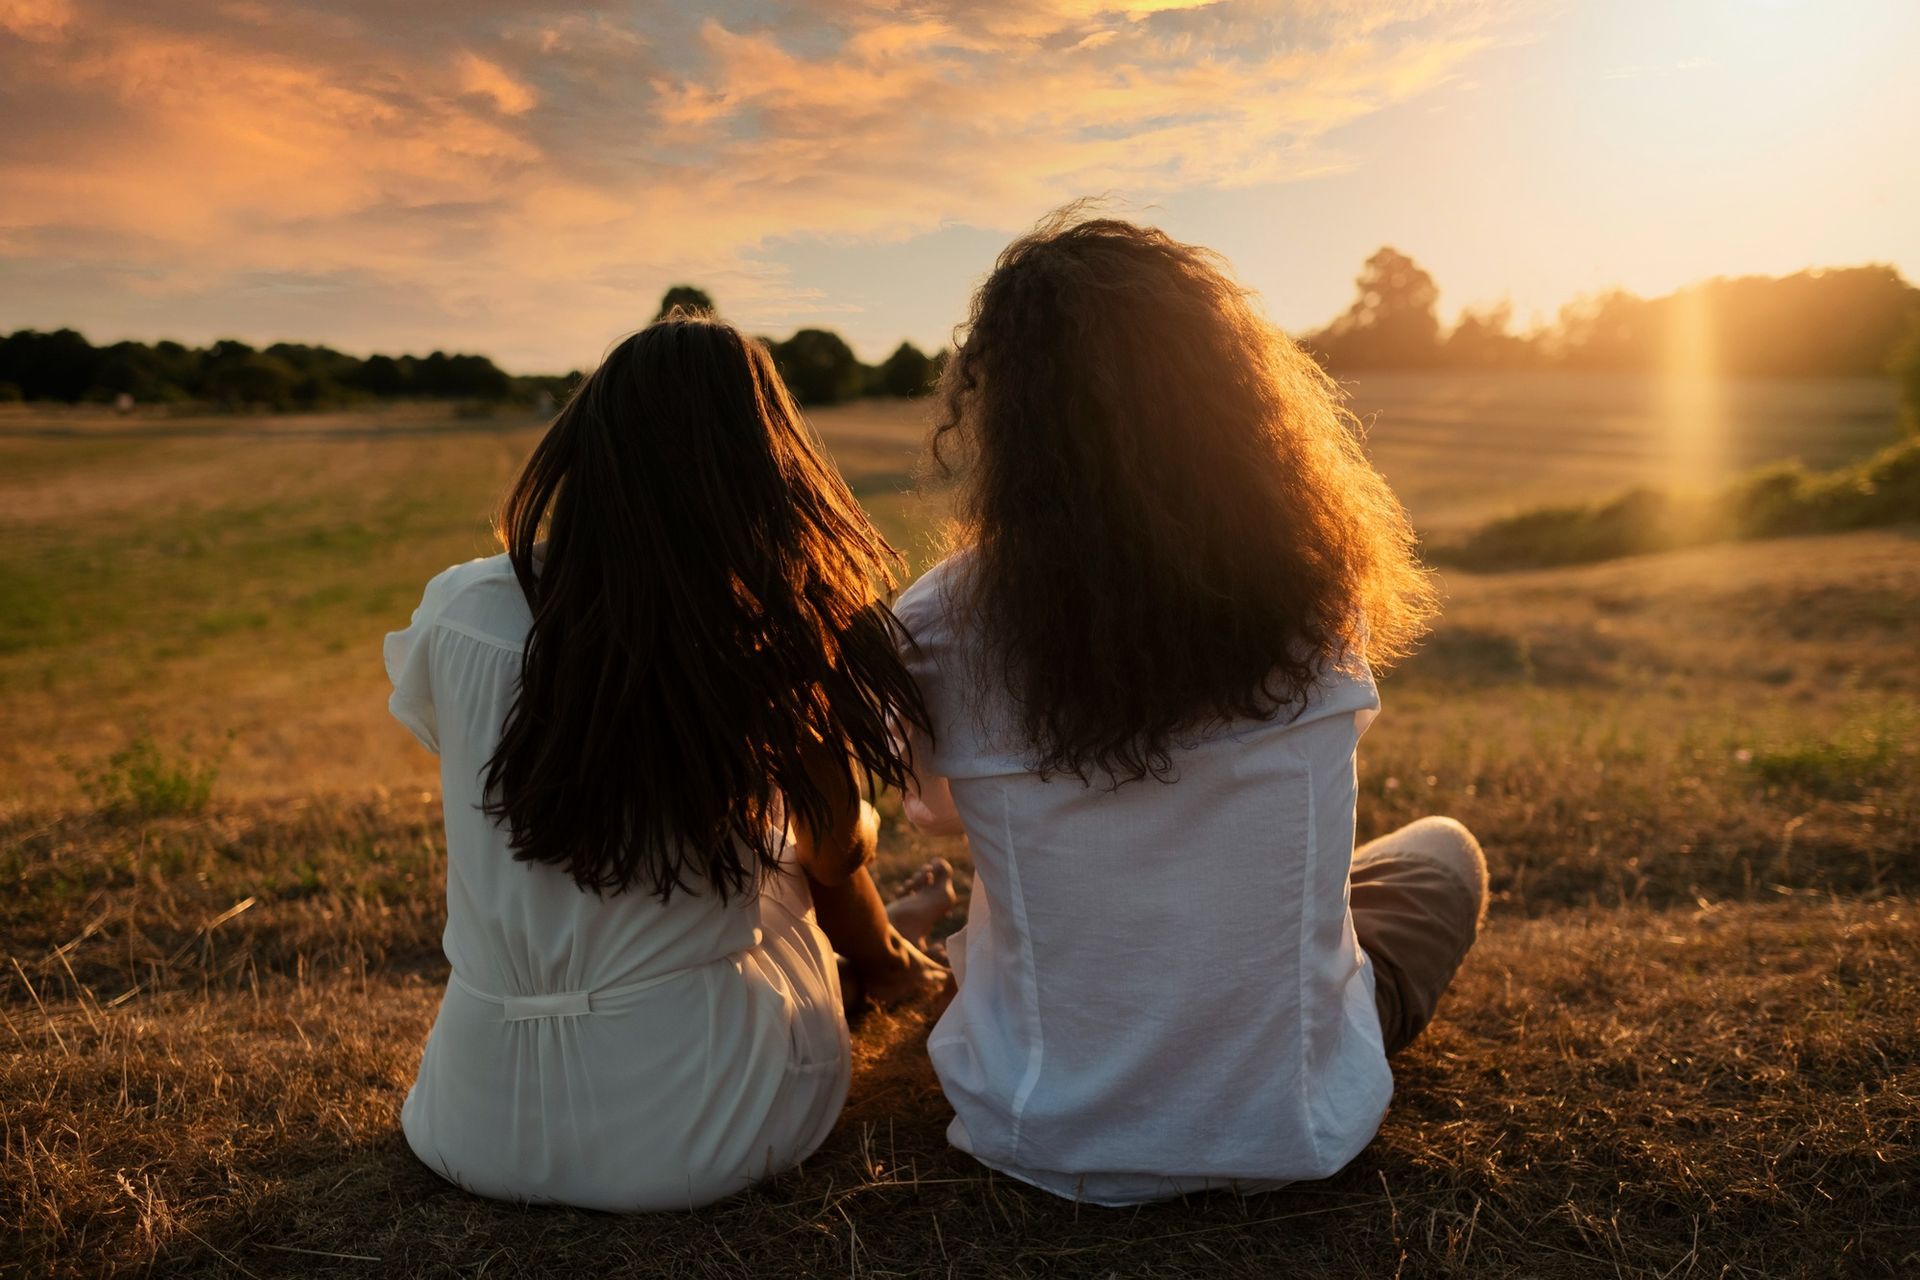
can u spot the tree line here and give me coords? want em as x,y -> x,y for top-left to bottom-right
0,329 -> 574,410
1303,247 -> 1920,378
0,297 -> 943,411
656,285 -> 944,405
5,256 -> 1918,416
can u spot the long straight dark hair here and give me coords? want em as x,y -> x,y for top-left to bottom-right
483,314 -> 926,900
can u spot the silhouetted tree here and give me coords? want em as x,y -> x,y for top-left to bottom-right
201,346 -> 300,409
352,353 -> 407,396
1548,289 -> 1654,369
1548,268 -> 1920,375
0,327 -> 547,407
0,328 -> 96,401
449,353 -> 513,398
878,341 -> 935,397
1306,248 -> 1443,369
1700,267 -> 1919,375
774,329 -> 864,405
90,340 -> 192,402
656,285 -> 716,321
1444,302 -> 1540,369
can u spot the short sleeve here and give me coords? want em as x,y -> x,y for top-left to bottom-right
891,564 -> 968,834
892,554 -> 1030,781
383,565 -> 470,755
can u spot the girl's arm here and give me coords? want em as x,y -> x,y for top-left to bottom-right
789,739 -> 880,886
903,769 -> 965,837
894,711 -> 966,837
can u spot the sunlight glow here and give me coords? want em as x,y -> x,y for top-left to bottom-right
1661,287 -> 1724,494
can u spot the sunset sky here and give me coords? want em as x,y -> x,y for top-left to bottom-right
2,0 -> 1916,371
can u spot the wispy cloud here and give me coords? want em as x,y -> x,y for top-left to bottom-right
0,0 -> 1517,367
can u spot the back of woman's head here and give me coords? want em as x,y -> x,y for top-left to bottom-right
485,313 -> 925,899
933,208 -> 1436,783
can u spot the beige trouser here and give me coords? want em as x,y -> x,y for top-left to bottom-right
1350,816 -> 1489,1057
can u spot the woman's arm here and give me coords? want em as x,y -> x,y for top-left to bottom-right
789,739 -> 880,886
903,769 -> 966,837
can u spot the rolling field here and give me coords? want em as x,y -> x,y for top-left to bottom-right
3,373 -> 1917,1277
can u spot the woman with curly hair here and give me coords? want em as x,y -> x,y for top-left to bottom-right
895,211 -> 1487,1205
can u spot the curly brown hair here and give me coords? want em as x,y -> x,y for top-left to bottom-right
931,208 -> 1436,784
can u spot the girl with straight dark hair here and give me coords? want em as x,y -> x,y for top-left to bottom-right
385,314 -> 950,1211
895,211 -> 1487,1205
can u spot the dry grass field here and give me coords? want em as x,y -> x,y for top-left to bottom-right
3,374 -> 1916,1277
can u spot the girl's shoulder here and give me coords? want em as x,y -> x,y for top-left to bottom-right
893,551 -> 974,638
418,551 -> 516,602
408,553 -> 528,647
384,555 -> 523,754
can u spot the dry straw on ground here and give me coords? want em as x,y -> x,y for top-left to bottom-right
4,402 -> 1916,1277
5,795 -> 1916,1278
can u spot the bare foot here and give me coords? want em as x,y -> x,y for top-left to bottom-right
885,857 -> 957,948
859,937 -> 951,1009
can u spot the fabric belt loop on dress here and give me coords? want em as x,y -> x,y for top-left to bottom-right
501,990 -> 592,1021
448,953 -> 750,1023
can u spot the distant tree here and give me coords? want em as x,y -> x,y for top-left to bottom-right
1690,266 -> 1918,376
449,352 -> 513,398
201,349 -> 300,409
1307,248 -> 1443,369
773,328 -> 864,405
1549,289 -> 1656,370
877,341 -> 936,397
149,340 -> 201,398
0,327 -> 527,406
656,285 -> 716,321
353,353 -> 409,396
1546,268 -> 1920,375
412,351 -> 453,395
90,340 -> 189,403
1445,302 -> 1539,369
0,328 -> 96,401
264,342 -> 362,405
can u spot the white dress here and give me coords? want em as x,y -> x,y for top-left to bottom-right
894,556 -> 1392,1206
384,555 -> 850,1212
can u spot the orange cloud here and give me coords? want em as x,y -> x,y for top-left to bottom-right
0,0 -> 72,41
0,0 -> 1521,367
458,51 -> 539,116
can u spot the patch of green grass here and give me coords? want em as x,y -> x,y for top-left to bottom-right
0,562 -> 63,654
1433,438 -> 1920,570
1745,720 -> 1908,799
69,734 -> 227,820
193,608 -> 271,637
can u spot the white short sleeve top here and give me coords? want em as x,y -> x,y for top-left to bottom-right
894,554 -> 1392,1205
383,555 -> 850,1211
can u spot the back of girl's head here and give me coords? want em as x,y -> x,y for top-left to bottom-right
486,313 -> 925,898
933,207 -> 1436,783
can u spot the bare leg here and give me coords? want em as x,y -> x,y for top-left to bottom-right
807,864 -> 950,1014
